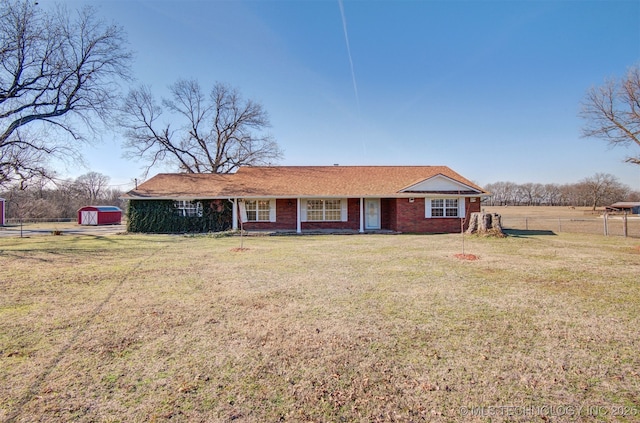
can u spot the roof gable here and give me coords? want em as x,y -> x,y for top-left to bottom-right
400,174 -> 481,194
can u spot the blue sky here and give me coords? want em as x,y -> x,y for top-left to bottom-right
53,0 -> 640,190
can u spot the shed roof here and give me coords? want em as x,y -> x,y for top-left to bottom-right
123,166 -> 488,200
609,202 -> 640,208
79,206 -> 122,212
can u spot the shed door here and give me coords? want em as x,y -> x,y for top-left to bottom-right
81,211 -> 98,225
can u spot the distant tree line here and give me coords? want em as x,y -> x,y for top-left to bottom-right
0,172 -> 124,221
3,171 -> 638,223
484,173 -> 640,209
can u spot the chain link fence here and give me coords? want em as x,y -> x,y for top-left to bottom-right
501,215 -> 640,238
5,218 -> 76,224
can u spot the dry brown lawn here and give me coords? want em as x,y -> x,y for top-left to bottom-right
485,206 -> 640,238
485,206 -> 602,218
1,231 -> 639,422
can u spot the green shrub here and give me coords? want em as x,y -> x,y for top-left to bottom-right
127,200 -> 232,234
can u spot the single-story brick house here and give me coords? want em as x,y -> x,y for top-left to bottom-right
122,166 -> 490,234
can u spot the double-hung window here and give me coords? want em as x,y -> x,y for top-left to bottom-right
427,198 -> 463,218
307,199 -> 341,221
239,199 -> 276,223
302,199 -> 347,222
245,200 -> 271,222
175,200 -> 203,217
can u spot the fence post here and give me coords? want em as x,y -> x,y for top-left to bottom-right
603,212 -> 608,236
558,218 -> 562,232
525,217 -> 528,231
623,211 -> 628,238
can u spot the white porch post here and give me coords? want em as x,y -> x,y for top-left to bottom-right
232,198 -> 238,230
359,197 -> 364,233
296,198 -> 302,234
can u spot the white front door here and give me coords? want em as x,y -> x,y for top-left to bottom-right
365,198 -> 381,230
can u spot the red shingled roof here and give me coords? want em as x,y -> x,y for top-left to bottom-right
124,166 -> 487,199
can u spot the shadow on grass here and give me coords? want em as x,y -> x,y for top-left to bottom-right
3,240 -> 176,423
68,234 -> 117,244
505,229 -> 557,237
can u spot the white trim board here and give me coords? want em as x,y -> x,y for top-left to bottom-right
400,174 -> 480,193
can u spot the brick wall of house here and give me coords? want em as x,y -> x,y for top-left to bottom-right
241,198 -> 362,231
392,197 -> 481,233
466,197 -> 482,218
380,198 -> 393,230
242,197 -> 482,233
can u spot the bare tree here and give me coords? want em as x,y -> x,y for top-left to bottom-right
73,171 -> 110,203
543,183 -> 562,206
0,172 -> 123,219
484,181 -> 521,206
517,182 -> 546,206
48,178 -> 79,217
119,80 -> 282,175
577,173 -> 628,211
580,64 -> 640,165
0,0 -> 132,187
482,178 -> 635,208
484,182 -> 506,206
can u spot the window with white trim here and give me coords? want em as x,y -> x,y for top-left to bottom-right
428,198 -> 461,218
307,199 -> 342,221
175,200 -> 203,217
245,200 -> 271,222
239,199 -> 276,223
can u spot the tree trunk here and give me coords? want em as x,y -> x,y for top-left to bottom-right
466,212 -> 505,237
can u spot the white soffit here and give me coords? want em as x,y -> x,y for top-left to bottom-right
400,174 -> 479,193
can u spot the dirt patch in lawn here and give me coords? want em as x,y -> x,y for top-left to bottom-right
454,253 -> 479,260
